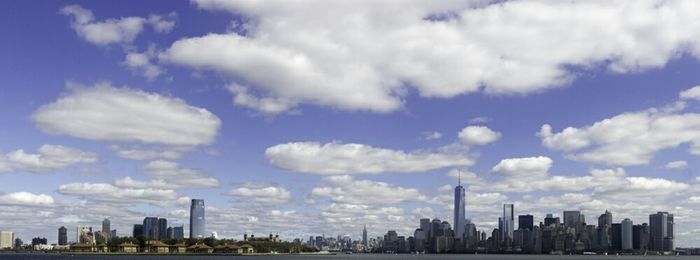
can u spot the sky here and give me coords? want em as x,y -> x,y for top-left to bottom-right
2,0 -> 700,246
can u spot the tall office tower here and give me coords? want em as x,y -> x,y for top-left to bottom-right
102,218 -> 111,239
413,229 -> 426,252
420,218 -> 431,237
621,218 -> 633,250
143,217 -> 159,239
598,210 -> 612,228
167,227 -> 174,239
611,223 -> 622,250
544,213 -> 559,227
133,224 -> 143,238
0,231 -> 14,249
362,225 -> 368,251
174,225 -> 185,239
518,215 -> 534,231
58,226 -> 67,245
563,210 -> 581,231
190,199 -> 205,238
111,230 -> 117,238
633,223 -> 650,250
453,176 -> 466,239
650,212 -> 674,252
158,218 -> 168,240
502,204 -> 514,243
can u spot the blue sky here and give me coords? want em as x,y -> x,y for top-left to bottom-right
2,0 -> 700,246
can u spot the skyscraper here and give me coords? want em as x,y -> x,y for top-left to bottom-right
143,217 -> 159,239
174,225 -> 185,239
133,224 -> 143,238
621,218 -> 633,250
502,204 -> 514,243
453,176 -> 466,239
518,214 -> 534,231
102,218 -> 111,239
598,210 -> 612,228
362,225 -> 368,251
158,218 -> 168,240
190,199 -> 205,238
58,226 -> 67,246
650,212 -> 674,252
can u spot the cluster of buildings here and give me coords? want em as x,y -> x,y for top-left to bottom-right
370,180 -> 676,254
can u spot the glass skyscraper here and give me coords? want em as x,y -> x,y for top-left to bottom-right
190,199 -> 205,238
502,204 -> 514,242
58,226 -> 67,246
453,179 -> 466,239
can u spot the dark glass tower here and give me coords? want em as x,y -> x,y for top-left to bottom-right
158,218 -> 168,240
190,199 -> 205,238
58,226 -> 67,246
453,175 -> 466,239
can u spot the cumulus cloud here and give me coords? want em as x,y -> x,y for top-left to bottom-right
423,131 -> 443,140
538,94 -> 700,166
0,144 -> 97,173
60,5 -> 175,46
142,160 -> 219,188
311,175 -> 429,205
0,192 -> 55,207
680,86 -> 700,101
32,82 -> 221,147
265,141 -> 472,175
123,46 -> 164,80
113,176 -> 176,190
160,0 -> 700,113
491,156 -> 552,179
58,182 -> 188,207
110,145 -> 183,161
666,160 -> 689,169
458,126 -> 501,146
228,183 -> 291,205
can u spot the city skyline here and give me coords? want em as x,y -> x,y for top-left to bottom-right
3,0 -> 700,248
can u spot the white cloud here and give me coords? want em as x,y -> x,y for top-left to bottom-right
0,144 -> 97,173
666,160 -> 688,169
160,0 -> 700,113
60,5 -> 176,46
228,183 -> 291,205
265,141 -> 472,175
423,131 -> 442,140
32,82 -> 221,147
680,86 -> 700,101
58,182 -> 188,207
311,175 -> 428,205
458,125 -> 501,146
123,46 -> 164,80
142,160 -> 219,188
147,13 -> 177,34
491,156 -> 552,179
113,176 -> 176,190
0,192 -> 55,207
110,145 -> 183,161
538,97 -> 700,166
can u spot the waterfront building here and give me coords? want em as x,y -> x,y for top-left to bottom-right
58,226 -> 67,246
102,218 -> 111,239
143,217 -> 159,239
621,218 -> 633,250
0,231 -> 14,249
453,176 -> 466,239
518,214 -> 534,231
133,224 -> 143,238
502,204 -> 514,244
649,211 -> 674,252
190,199 -> 205,238
158,218 -> 167,240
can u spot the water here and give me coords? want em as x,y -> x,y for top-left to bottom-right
0,253 -> 692,260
